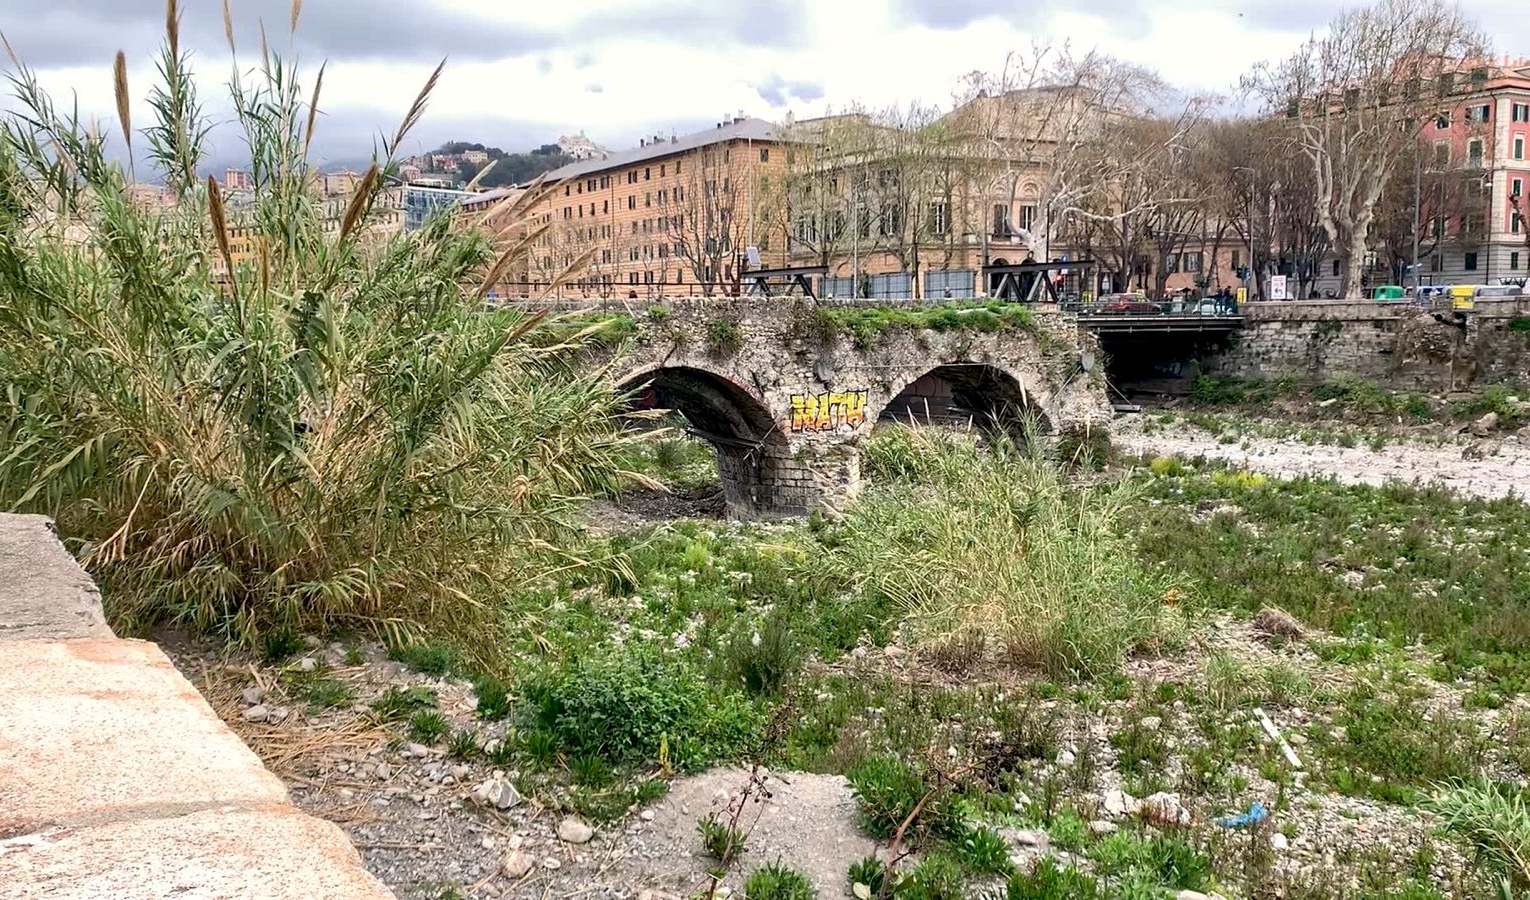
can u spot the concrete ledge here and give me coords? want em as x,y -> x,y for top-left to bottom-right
0,638 -> 289,831
2,805 -> 393,900
0,514 -> 393,899
0,514 -> 110,642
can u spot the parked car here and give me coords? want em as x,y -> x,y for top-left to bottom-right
1371,285 -> 1406,300
1098,293 -> 1157,313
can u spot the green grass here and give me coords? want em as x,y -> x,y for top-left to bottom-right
826,427 -> 1182,678
1129,469 -> 1530,692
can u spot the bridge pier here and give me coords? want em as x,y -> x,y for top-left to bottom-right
716,441 -> 860,518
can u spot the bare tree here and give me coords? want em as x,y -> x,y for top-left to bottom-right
756,111 -> 873,278
1248,0 -> 1485,298
951,44 -> 1204,265
673,143 -> 750,296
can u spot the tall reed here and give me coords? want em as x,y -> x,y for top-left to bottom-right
0,3 -> 627,663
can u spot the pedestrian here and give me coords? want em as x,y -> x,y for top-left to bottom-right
943,286 -> 953,299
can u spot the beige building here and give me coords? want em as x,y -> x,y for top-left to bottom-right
507,116 -> 790,298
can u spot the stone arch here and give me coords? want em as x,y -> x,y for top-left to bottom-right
616,365 -> 795,518
879,362 -> 1052,435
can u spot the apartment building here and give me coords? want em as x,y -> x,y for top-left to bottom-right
509,116 -> 789,298
1413,57 -> 1530,285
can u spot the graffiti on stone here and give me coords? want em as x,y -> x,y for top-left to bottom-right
790,389 -> 869,432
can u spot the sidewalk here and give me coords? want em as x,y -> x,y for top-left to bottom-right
0,514 -> 393,900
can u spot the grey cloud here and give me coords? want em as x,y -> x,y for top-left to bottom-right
5,0 -> 812,71
585,83 -> 604,94
2,0 -> 555,69
755,73 -> 824,108
891,0 -> 1148,30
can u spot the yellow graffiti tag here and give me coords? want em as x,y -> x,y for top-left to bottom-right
790,390 -> 869,432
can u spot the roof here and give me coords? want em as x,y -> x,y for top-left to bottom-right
531,117 -> 781,185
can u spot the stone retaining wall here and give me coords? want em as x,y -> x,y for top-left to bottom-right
1205,298 -> 1530,392
0,514 -> 393,899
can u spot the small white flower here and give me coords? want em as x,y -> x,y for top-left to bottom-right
750,632 -> 762,647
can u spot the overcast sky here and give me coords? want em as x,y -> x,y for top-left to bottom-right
4,0 -> 1525,169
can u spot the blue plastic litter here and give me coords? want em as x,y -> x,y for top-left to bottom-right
1218,800 -> 1269,828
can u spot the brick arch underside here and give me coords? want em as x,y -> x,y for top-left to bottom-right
879,363 -> 1052,434
618,366 -> 796,517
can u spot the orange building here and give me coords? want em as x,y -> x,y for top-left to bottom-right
506,116 -> 789,298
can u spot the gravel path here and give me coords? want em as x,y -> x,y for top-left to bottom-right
1114,415 -> 1530,501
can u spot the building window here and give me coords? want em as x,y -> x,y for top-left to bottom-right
1468,138 -> 1484,167
628,196 -> 635,210
645,167 -> 651,180
928,202 -> 949,236
1516,135 -> 1526,160
603,200 -> 608,213
1019,205 -> 1037,231
644,270 -> 653,284
660,164 -> 666,176
676,160 -> 682,174
760,148 -> 769,163
1431,254 -> 1445,272
676,271 -> 683,284
1332,259 -> 1341,277
1515,178 -> 1525,199
1467,104 -> 1491,123
1231,249 -> 1241,269
1513,251 -> 1522,270
1434,142 -> 1450,168
1436,112 -> 1451,129
1514,213 -> 1524,234
1516,103 -> 1530,123
1183,251 -> 1203,272
1465,251 -> 1479,271
992,203 -> 1012,237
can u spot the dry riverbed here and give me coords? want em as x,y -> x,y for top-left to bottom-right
1115,412 -> 1530,501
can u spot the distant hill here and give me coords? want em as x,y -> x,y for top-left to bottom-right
427,141 -> 573,188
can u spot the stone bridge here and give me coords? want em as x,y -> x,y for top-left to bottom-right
566,297 -> 1111,516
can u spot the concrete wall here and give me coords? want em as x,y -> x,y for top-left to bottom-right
0,514 -> 393,900
1203,298 -> 1530,392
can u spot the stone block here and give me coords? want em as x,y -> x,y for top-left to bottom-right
0,638 -> 288,833
0,514 -> 111,643
0,804 -> 392,899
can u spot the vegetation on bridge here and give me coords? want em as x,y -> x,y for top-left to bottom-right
805,299 -> 1038,349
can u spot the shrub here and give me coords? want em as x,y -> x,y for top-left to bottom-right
697,813 -> 747,864
260,630 -> 304,664
955,825 -> 1014,875
847,856 -> 889,896
0,17 -> 630,653
302,677 -> 354,710
743,863 -> 815,900
830,427 -> 1180,678
473,675 -> 512,720
408,710 -> 451,744
387,641 -> 458,676
522,649 -> 762,768
370,686 -> 438,722
1006,858 -> 1102,900
1090,829 -> 1212,890
724,611 -> 804,695
845,754 -> 956,840
706,319 -> 746,357
1424,779 -> 1530,891
447,729 -> 480,760
897,852 -> 965,900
